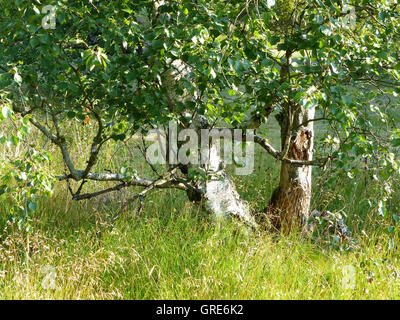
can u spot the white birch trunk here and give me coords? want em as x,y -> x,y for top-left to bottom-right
163,61 -> 256,227
192,116 -> 256,227
203,137 -> 256,227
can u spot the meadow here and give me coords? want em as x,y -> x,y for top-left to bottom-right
0,116 -> 399,300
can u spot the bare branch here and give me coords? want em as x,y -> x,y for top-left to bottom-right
80,104 -> 105,179
68,167 -> 192,201
254,135 -> 332,167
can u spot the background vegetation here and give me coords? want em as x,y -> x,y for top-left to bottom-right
1,116 -> 399,299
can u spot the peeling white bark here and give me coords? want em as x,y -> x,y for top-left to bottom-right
202,165 -> 256,227
163,60 -> 256,227
193,116 -> 256,227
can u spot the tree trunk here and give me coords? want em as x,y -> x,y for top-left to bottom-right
268,106 -> 315,232
163,61 -> 256,227
203,139 -> 256,227
191,116 -> 257,227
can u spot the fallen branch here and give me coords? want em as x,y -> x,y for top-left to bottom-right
59,167 -> 194,201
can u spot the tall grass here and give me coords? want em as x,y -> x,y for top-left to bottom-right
1,197 -> 399,299
0,118 -> 399,299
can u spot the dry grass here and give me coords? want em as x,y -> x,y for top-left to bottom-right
0,117 -> 399,299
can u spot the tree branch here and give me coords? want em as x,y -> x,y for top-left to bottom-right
67,168 -> 192,201
254,135 -> 332,167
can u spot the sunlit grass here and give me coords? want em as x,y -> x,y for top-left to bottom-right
0,118 -> 399,300
1,199 -> 399,299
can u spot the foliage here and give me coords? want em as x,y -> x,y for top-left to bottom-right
0,0 -> 399,229
0,98 -> 53,231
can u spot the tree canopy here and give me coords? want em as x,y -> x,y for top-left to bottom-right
0,0 -> 399,232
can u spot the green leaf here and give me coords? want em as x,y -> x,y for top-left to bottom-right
8,135 -> 19,147
28,202 -> 37,212
269,36 -> 280,46
30,37 -> 39,48
392,138 -> 400,147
